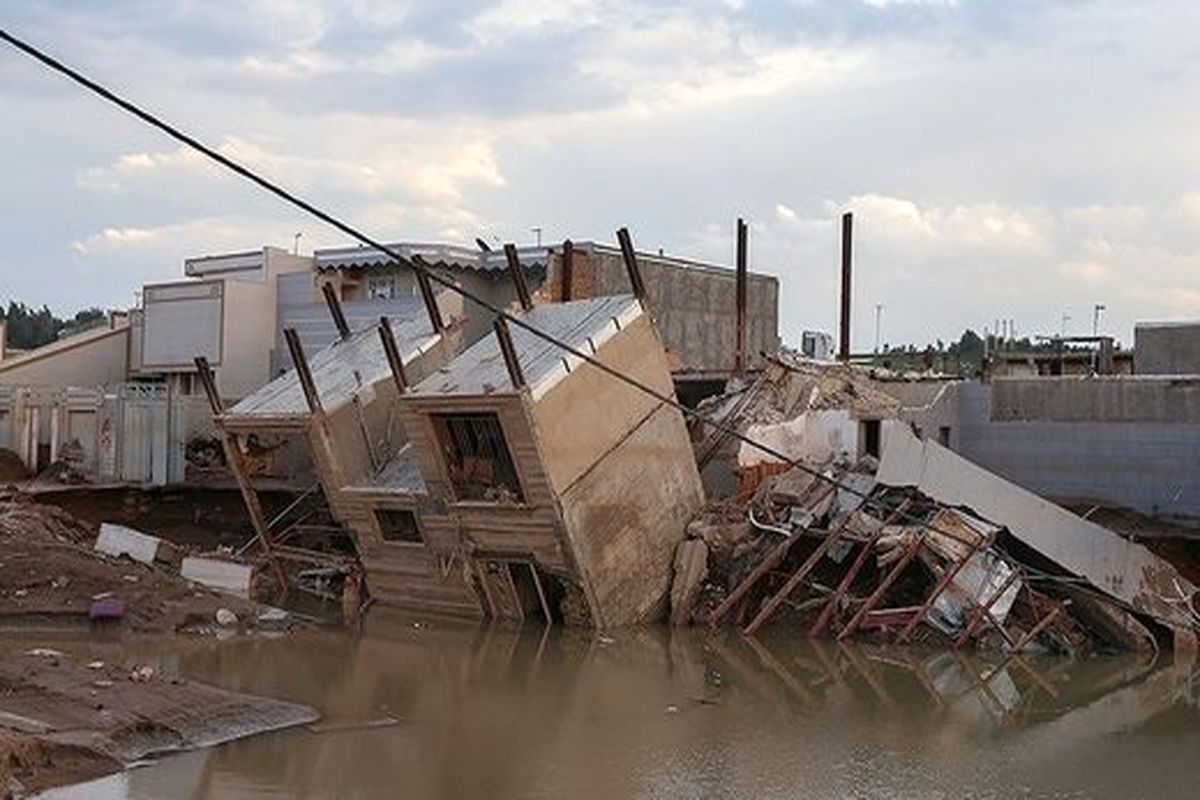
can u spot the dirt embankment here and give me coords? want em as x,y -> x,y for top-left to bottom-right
0,492 -> 261,633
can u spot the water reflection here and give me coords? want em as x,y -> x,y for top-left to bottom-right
37,612 -> 1200,799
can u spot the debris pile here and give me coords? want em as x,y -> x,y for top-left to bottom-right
0,491 -> 267,633
675,359 -> 1200,655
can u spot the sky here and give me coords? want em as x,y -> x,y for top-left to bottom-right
2,0 -> 1200,351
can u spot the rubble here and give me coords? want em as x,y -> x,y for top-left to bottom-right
682,359 -> 1200,655
0,491 -> 271,634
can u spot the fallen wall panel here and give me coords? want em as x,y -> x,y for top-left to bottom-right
878,425 -> 1198,631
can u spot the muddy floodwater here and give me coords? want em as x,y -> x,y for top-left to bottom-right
29,609 -> 1200,800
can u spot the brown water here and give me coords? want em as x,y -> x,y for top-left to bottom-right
33,610 -> 1200,799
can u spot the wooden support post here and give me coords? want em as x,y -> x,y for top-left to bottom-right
1008,604 -> 1064,654
560,239 -> 574,301
839,211 -> 853,362
194,356 -> 223,416
504,243 -> 533,311
708,532 -> 803,629
494,317 -> 525,389
526,563 -> 553,626
283,328 -> 323,415
810,498 -> 912,638
735,217 -> 748,374
742,512 -> 857,636
220,429 -> 289,591
953,568 -> 1021,649
616,227 -> 647,301
897,535 -> 989,643
837,533 -> 924,641
320,282 -> 351,339
410,255 -> 446,333
377,316 -> 408,395
475,237 -> 492,252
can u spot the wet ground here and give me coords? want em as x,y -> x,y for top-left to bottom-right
28,611 -> 1200,800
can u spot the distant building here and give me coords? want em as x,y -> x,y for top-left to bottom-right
1134,321 -> 1200,375
801,331 -> 834,361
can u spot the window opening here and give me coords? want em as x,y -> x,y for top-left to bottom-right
432,412 -> 524,502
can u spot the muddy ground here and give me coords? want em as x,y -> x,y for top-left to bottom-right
0,648 -> 317,797
0,491 -> 267,634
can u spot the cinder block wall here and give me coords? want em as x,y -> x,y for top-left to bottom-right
956,381 -> 1200,523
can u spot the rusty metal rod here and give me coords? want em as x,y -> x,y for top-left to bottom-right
377,316 -> 408,395
494,316 -> 526,389
504,243 -> 533,311
616,227 -> 647,301
321,282 -> 351,339
839,211 -> 853,362
560,239 -> 574,301
283,327 -> 323,415
735,217 -> 748,374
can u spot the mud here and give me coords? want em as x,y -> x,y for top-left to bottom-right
0,648 -> 316,797
0,492 -> 265,633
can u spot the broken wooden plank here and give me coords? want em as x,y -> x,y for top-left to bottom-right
742,511 -> 857,635
837,533 -> 924,641
810,499 -> 912,638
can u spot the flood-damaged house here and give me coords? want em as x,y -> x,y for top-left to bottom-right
338,292 -> 706,625
199,283 -> 465,567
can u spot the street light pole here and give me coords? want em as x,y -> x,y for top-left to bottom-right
873,303 -> 883,357
1093,303 -> 1106,336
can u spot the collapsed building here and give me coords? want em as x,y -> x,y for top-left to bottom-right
205,237 -> 706,626
678,355 -> 1200,653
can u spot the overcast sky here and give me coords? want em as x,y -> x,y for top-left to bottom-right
2,0 -> 1199,349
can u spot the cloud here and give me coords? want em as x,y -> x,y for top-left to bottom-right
842,194 -> 1050,253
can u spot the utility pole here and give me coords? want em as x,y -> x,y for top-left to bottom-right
531,226 -> 543,247
1093,303 -> 1106,335
873,303 -> 883,356
1061,313 -> 1071,337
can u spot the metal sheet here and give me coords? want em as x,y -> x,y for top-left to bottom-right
878,425 -> 1198,630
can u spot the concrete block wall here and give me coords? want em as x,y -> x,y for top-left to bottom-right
955,382 -> 1200,523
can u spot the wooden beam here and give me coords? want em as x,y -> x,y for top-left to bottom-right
837,533 -> 924,641
615,227 -> 647,301
810,498 -> 912,638
320,282 -> 351,339
504,243 -> 533,311
494,316 -> 526,389
194,356 -> 223,416
897,534 -> 989,643
953,568 -> 1022,649
377,316 -> 408,395
742,511 -> 857,636
707,532 -> 803,629
283,327 -> 323,415
218,429 -> 289,591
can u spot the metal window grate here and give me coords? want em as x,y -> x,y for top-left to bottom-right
432,412 -> 524,503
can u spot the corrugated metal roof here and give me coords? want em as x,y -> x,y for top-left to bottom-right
411,294 -> 642,401
314,242 -> 550,273
229,314 -> 440,417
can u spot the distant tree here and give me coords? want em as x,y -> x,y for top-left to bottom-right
1,302 -> 108,350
